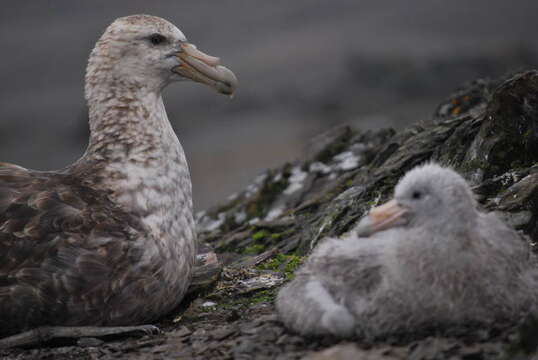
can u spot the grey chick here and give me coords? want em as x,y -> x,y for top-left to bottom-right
276,163 -> 538,339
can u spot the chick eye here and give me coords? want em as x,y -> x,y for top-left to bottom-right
411,191 -> 422,200
149,33 -> 167,45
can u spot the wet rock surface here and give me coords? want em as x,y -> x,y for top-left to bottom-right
3,71 -> 538,359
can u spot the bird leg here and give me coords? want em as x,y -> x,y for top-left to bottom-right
0,324 -> 161,349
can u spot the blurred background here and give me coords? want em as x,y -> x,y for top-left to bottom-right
1,1 -> 537,210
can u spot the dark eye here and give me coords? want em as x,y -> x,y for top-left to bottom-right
411,191 -> 422,200
149,33 -> 167,45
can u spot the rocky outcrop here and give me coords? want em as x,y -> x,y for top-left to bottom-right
198,70 -> 538,260
4,71 -> 538,359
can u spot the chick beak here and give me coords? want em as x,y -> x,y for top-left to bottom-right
355,199 -> 408,237
172,42 -> 238,96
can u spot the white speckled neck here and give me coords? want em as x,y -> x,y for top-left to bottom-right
83,83 -> 196,299
79,71 -> 195,268
89,82 -> 188,203
70,16 -> 198,279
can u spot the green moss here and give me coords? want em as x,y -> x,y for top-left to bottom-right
258,253 -> 303,280
243,243 -> 265,255
231,227 -> 295,256
248,289 -> 277,305
252,230 -> 270,242
213,288 -> 277,312
283,256 -> 302,276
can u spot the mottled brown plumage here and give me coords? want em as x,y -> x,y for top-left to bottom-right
0,14 -> 237,345
0,164 -> 147,336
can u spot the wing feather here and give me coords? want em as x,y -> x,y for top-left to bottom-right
0,163 -> 146,336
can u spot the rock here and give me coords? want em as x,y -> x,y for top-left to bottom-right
76,337 -> 104,347
199,70 -> 538,259
3,70 -> 538,359
169,326 -> 192,338
304,343 -> 383,360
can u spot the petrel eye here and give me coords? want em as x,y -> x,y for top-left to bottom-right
411,191 -> 422,200
149,33 -> 167,45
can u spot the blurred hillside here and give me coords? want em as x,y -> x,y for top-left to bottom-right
1,0 -> 537,210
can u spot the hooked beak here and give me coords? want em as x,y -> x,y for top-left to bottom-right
172,43 -> 238,96
355,199 -> 408,237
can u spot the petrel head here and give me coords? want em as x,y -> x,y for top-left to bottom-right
85,14 -> 237,98
356,163 -> 477,236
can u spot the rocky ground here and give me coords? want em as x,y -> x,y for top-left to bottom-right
3,70 -> 538,359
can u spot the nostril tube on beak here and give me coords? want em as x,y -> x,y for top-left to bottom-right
180,43 -> 221,67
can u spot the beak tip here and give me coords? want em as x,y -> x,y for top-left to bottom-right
355,216 -> 373,237
175,43 -> 238,97
215,66 -> 238,96
354,199 -> 408,238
